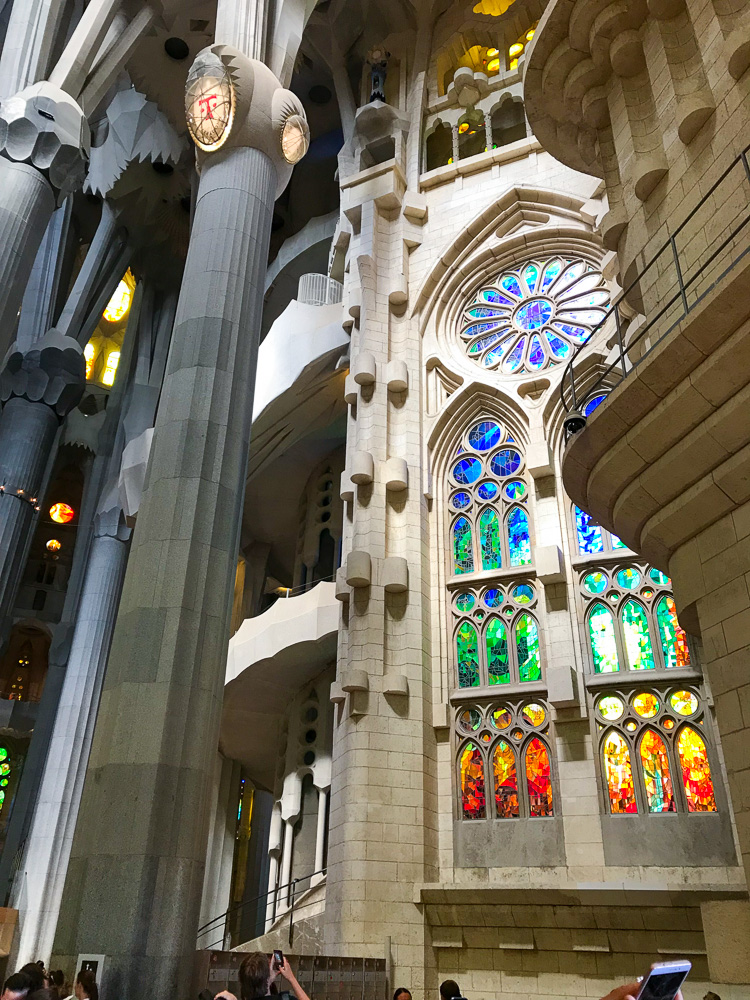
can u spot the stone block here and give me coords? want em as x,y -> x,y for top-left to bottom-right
385,359 -> 408,392
329,682 -> 345,704
535,544 -> 565,584
340,668 -> 369,693
382,556 -> 408,593
335,567 -> 350,602
384,673 -> 408,696
344,373 -> 358,404
547,664 -> 579,708
350,451 -> 374,485
339,472 -> 354,502
346,550 -> 371,587
384,457 -> 408,491
403,192 -> 427,222
432,927 -> 463,948
527,441 -> 554,478
351,352 -> 376,385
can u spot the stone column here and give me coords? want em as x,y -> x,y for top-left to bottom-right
313,787 -> 328,877
279,820 -> 295,910
0,331 -> 85,637
10,505 -> 130,967
52,49 -> 309,998
265,803 -> 282,931
198,755 -> 240,947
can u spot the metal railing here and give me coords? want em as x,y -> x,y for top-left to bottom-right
560,143 -> 750,434
197,868 -> 327,952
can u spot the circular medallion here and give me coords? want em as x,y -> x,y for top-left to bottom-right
185,52 -> 235,152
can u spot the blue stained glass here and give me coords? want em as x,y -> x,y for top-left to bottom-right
508,507 -> 531,566
559,261 -> 586,288
477,482 -> 499,500
500,274 -> 523,297
574,290 -> 608,307
558,309 -> 606,325
612,534 -> 627,550
504,480 -> 526,500
515,299 -> 553,332
456,592 -> 475,612
469,333 -> 502,355
528,334 -> 546,369
504,337 -> 527,372
484,588 -> 503,608
506,435 -> 515,443
468,421 -> 502,451
451,492 -> 471,510
480,289 -> 514,306
584,393 -> 606,416
483,337 -> 514,367
524,263 -> 539,293
463,321 -> 504,339
491,449 -> 521,477
552,322 -> 588,343
541,258 -> 563,290
453,457 -> 482,484
546,332 -> 571,358
575,505 -> 604,554
466,306 -> 507,319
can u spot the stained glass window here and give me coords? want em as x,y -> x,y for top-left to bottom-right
589,603 -> 619,673
639,730 -> 675,812
603,731 -> 637,813
0,747 -> 9,818
453,517 -> 474,575
459,257 -> 609,374
678,727 -> 716,812
655,595 -> 690,668
516,614 -> 540,682
621,600 -> 655,670
457,622 -> 480,688
468,421 -> 502,451
670,690 -> 697,716
479,509 -> 502,570
493,740 -> 519,817
491,449 -> 521,477
507,507 -> 531,566
526,738 -> 553,816
486,618 -> 509,685
575,506 -> 603,554
460,742 -> 486,818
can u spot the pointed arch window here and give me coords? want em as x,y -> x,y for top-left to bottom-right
574,505 -> 626,554
580,564 -> 690,673
452,516 -> 474,574
456,621 -> 480,688
452,586 -> 541,687
479,508 -> 502,570
595,689 -> 717,815
456,702 -> 555,820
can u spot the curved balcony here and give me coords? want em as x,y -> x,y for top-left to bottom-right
221,583 -> 338,789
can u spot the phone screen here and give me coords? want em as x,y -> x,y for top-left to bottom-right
638,969 -> 689,1000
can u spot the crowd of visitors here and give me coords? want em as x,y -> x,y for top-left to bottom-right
0,962 -> 97,1000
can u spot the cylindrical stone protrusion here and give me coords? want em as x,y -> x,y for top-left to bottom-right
343,373 -> 358,404
351,351 -> 376,385
340,668 -> 369,692
335,566 -> 350,602
385,359 -> 408,392
382,556 -> 408,593
350,451 -> 374,485
384,457 -> 408,492
346,550 -> 371,587
339,471 -> 354,502
384,674 -> 409,696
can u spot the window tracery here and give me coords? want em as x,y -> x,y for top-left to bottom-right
456,700 -> 554,819
595,688 -> 716,815
459,258 -> 609,375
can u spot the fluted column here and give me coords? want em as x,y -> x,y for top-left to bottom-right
0,331 -> 85,635
10,505 -> 130,967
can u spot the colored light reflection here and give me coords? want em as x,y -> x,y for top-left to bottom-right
49,502 -> 74,524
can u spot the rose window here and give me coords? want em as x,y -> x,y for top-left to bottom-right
459,257 -> 609,375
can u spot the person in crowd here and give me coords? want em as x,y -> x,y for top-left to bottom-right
1,973 -> 34,1000
215,952 -> 311,1000
393,988 -> 411,1000
72,971 -> 97,1000
16,970 -> 44,995
439,981 -> 462,1000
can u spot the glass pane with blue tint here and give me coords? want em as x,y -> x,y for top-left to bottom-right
507,507 -> 531,566
453,457 -> 482,484
491,449 -> 521,477
621,599 -> 655,670
468,421 -> 502,451
589,603 -> 619,673
575,506 -> 604,553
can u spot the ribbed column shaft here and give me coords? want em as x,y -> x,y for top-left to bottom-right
11,530 -> 129,966
0,161 -> 56,358
0,396 -> 58,624
53,145 -> 277,998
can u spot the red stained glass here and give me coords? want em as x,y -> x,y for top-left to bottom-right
493,740 -> 519,818
604,731 -> 637,813
639,730 -> 676,812
460,742 -> 486,818
526,738 -> 553,816
678,726 -> 716,812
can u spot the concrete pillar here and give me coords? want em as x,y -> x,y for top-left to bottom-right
10,510 -> 130,967
0,332 -> 85,638
313,786 -> 328,877
52,51 -> 309,998
0,0 -> 64,98
198,755 -> 240,948
265,803 -> 283,931
279,819 -> 294,910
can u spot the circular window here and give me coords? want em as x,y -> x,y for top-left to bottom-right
483,588 -> 503,608
512,584 -> 534,604
468,421 -> 502,451
304,728 -> 317,743
453,457 -> 482,484
597,695 -> 624,721
305,707 -> 318,722
477,482 -> 499,500
522,703 -> 546,727
303,750 -> 316,765
607,591 -> 620,603
456,593 -> 475,612
515,299 -> 553,331
649,568 -> 671,586
451,491 -> 472,510
583,572 -> 607,595
504,480 -> 526,501
616,568 -> 640,589
458,708 -> 482,732
670,690 -> 698,716
632,693 -> 660,718
490,449 -> 521,477
491,707 -> 512,730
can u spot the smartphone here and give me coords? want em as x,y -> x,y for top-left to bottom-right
637,960 -> 691,1000
273,949 -> 284,971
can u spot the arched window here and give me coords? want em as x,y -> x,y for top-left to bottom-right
459,742 -> 486,818
0,745 -> 11,818
595,689 -> 717,815
457,110 -> 486,160
447,419 -> 540,689
574,505 -> 626,554
580,564 -> 690,673
456,702 -> 554,820
425,121 -> 453,170
101,350 -> 120,387
83,342 -> 95,380
490,100 -> 526,148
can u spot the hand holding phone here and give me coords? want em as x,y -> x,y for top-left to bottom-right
636,961 -> 691,1000
273,950 -> 284,972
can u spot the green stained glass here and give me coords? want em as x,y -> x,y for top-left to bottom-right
621,599 -> 655,670
583,572 -> 607,594
486,617 -> 510,685
479,508 -> 502,571
656,594 -> 691,668
515,613 -> 540,682
453,516 -> 474,574
589,603 -> 619,673
457,622 -> 480,688
649,567 -> 671,586
611,534 -> 627,550
616,568 -> 640,589
455,593 -> 475,612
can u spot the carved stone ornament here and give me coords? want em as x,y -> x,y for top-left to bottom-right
0,329 -> 86,417
0,82 -> 90,201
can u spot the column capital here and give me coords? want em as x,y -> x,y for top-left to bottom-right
0,82 -> 90,202
0,328 -> 85,418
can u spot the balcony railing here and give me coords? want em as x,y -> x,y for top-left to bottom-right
561,143 -> 750,436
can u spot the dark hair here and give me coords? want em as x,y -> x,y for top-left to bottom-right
440,980 -> 461,1000
3,972 -> 34,995
18,966 -> 45,992
28,990 -> 59,1000
394,989 -> 412,1000
238,952 -> 270,1000
76,970 -> 98,1000
51,972 -> 65,989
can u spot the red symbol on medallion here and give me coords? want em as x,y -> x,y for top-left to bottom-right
198,93 -> 218,119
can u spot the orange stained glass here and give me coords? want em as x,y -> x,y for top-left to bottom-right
677,726 -> 716,812
491,707 -> 512,730
632,692 -> 659,718
603,731 -> 637,813
49,502 -> 74,524
460,742 -> 486,819
522,702 -> 546,727
526,738 -> 553,816
493,740 -> 519,817
639,730 -> 675,812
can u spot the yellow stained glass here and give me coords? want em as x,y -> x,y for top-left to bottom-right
678,727 -> 716,812
84,343 -> 95,379
633,692 -> 659,718
522,703 -> 546,727
597,695 -> 624,721
491,707 -> 512,730
102,351 -> 120,387
103,277 -> 133,323
670,690 -> 698,716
